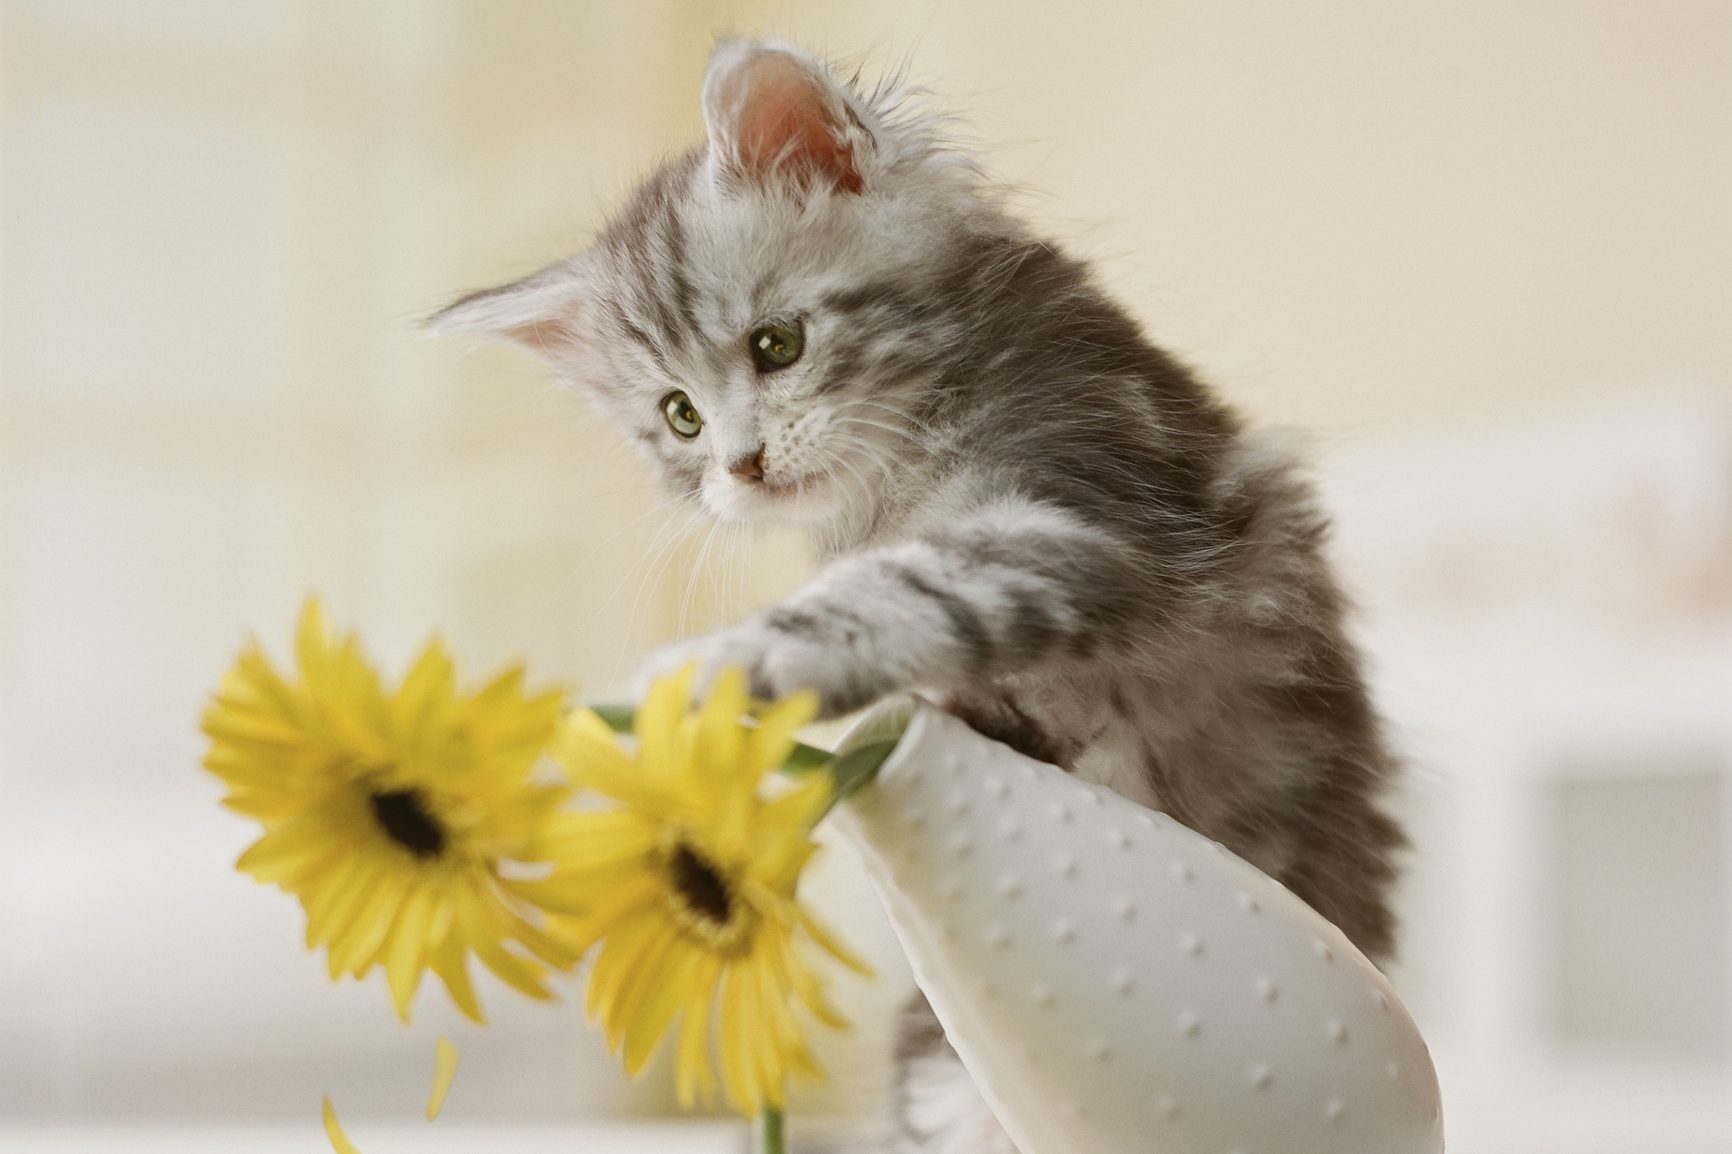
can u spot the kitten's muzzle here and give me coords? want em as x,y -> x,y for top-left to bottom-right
729,445 -> 767,483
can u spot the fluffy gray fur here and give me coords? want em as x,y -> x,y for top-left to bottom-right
432,38 -> 1404,1154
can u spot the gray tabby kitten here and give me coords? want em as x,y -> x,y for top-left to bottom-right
433,39 -> 1404,1154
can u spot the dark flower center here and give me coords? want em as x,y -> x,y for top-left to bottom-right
370,788 -> 446,858
669,843 -> 733,925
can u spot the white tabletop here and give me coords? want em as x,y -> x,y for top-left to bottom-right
0,1121 -> 747,1153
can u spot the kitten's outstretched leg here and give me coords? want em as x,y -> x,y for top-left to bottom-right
637,496 -> 1144,718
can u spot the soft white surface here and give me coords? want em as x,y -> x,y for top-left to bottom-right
0,1121 -> 744,1154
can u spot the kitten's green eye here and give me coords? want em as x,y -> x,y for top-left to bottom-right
662,390 -> 703,438
749,321 -> 805,372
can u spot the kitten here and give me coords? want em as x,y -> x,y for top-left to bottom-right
433,39 -> 1404,1154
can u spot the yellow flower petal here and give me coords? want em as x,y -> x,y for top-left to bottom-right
501,875 -> 597,918
795,909 -> 875,978
430,931 -> 485,1025
536,809 -> 660,870
426,1036 -> 460,1121
304,853 -> 377,950
468,665 -> 526,714
588,911 -> 662,1025
455,883 -> 554,1002
552,708 -> 642,797
634,664 -> 693,783
322,1096 -> 363,1154
745,689 -> 819,776
719,963 -> 764,1111
397,639 -> 456,736
236,819 -> 337,884
514,920 -> 581,972
622,944 -> 699,1075
326,866 -> 406,978
694,668 -> 749,781
549,871 -> 658,950
606,921 -> 684,1064
386,884 -> 436,1020
674,954 -> 721,1107
201,710 -> 305,751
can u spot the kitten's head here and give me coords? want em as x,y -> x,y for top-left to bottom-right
431,40 -> 985,532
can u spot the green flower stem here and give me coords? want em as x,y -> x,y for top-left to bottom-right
814,736 -> 901,815
757,1108 -> 786,1154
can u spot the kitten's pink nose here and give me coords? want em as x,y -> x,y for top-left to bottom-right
729,445 -> 767,483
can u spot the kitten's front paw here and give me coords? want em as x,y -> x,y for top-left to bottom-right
748,625 -> 881,718
636,618 -> 883,719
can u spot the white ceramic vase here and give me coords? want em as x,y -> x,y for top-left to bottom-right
832,698 -> 1443,1154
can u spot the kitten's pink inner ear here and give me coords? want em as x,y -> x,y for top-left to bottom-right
426,270 -> 587,365
719,54 -> 862,195
498,316 -> 579,359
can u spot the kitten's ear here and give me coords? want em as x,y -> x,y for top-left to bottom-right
424,257 -> 591,363
702,39 -> 870,195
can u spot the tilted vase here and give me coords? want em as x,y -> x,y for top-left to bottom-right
831,698 -> 1444,1154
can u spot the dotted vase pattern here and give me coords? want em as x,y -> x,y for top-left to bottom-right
833,699 -> 1445,1154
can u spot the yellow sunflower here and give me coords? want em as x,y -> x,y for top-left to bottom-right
202,599 -> 579,1023
520,667 -> 870,1115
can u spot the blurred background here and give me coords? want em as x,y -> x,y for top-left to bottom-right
1,1 -> 1728,1151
